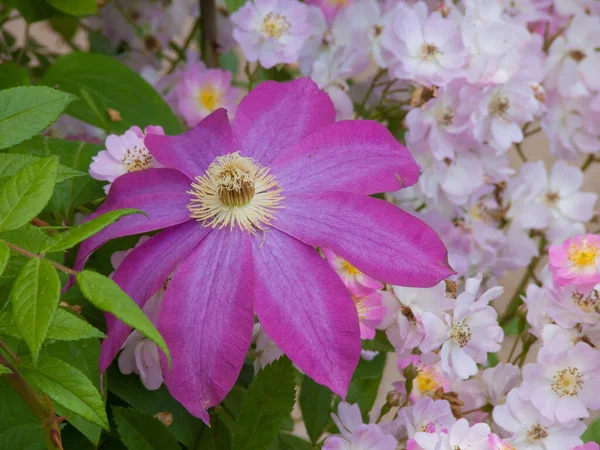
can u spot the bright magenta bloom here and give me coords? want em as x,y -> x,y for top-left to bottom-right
75,78 -> 453,421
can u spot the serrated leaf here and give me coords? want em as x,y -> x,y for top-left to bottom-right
107,366 -> 205,447
8,136 -> 105,218
347,353 -> 387,421
113,407 -> 180,450
0,157 -> 59,232
77,270 -> 171,367
45,0 -> 97,16
42,53 -> 182,134
196,418 -> 231,450
0,364 -> 12,375
19,355 -> 109,430
279,433 -> 313,450
0,153 -> 86,183
361,330 -> 395,353
0,309 -> 105,341
0,86 -> 75,149
299,375 -> 332,444
10,258 -> 60,363
0,378 -> 45,449
45,209 -> 142,253
0,241 -> 9,276
0,63 -> 30,90
0,224 -> 54,254
233,357 -> 296,450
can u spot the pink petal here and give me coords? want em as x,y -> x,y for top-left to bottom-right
159,228 -> 254,423
271,120 -> 420,195
74,168 -> 192,272
232,78 -> 335,165
145,109 -> 233,181
273,192 -> 454,287
100,221 -> 209,373
251,229 -> 360,397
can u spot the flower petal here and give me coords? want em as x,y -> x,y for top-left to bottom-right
159,228 -> 254,422
145,109 -> 233,180
251,229 -> 360,397
273,192 -> 454,287
74,168 -> 192,272
271,120 -> 420,195
100,221 -> 209,373
232,78 -> 335,165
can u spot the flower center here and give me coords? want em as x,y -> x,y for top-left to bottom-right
420,43 -> 442,60
352,295 -> 368,319
527,424 -> 548,441
198,86 -> 220,111
568,237 -> 600,267
436,107 -> 454,126
121,145 -> 153,172
341,259 -> 361,276
326,0 -> 348,7
489,96 -> 510,119
187,152 -> 283,233
569,49 -> 587,62
571,289 -> 600,314
545,191 -> 560,206
261,12 -> 290,39
450,321 -> 471,348
551,367 -> 584,397
415,367 -> 442,394
401,304 -> 416,323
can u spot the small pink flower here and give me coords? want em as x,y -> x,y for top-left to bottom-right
572,444 -> 600,450
89,125 -> 165,193
323,248 -> 383,295
176,64 -> 240,127
305,0 -> 349,24
352,291 -> 386,340
488,433 -> 516,450
548,234 -> 600,288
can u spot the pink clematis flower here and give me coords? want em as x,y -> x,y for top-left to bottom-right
89,125 -> 165,193
74,78 -> 453,422
548,234 -> 600,288
176,64 -> 241,127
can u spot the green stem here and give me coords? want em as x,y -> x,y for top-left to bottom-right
514,142 -> 527,162
506,331 -> 522,362
581,155 -> 597,171
16,22 -> 30,64
2,241 -> 78,277
358,69 -> 386,115
200,0 -> 219,68
524,127 -> 542,138
167,18 -> 200,74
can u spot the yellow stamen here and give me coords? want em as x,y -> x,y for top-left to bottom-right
568,237 -> 599,267
198,86 -> 220,110
415,368 -> 442,394
352,295 -> 368,319
261,12 -> 290,39
341,259 -> 361,276
187,152 -> 283,233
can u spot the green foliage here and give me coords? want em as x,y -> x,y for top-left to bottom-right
361,330 -> 395,353
0,87 -> 75,150
0,378 -> 45,449
2,0 -> 57,23
0,365 -> 12,375
19,355 -> 109,430
0,224 -> 54,254
0,241 -> 9,276
0,308 -> 105,341
45,0 -> 97,16
113,407 -> 181,450
232,357 -> 296,450
44,208 -> 142,253
583,418 -> 600,443
42,53 -> 183,134
225,0 -> 247,14
10,258 -> 60,364
278,433 -> 313,450
0,156 -> 59,232
347,352 -> 387,420
77,270 -> 172,367
299,375 -> 332,444
0,153 -> 86,183
0,63 -> 30,90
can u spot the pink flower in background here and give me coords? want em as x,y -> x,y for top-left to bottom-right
323,248 -> 383,294
305,0 -> 349,24
572,444 -> 600,450
89,125 -> 165,193
488,433 -> 515,450
231,0 -> 310,68
395,397 -> 456,439
74,78 -> 453,421
352,291 -> 386,340
176,65 -> 240,127
412,418 -> 490,450
548,234 -> 600,287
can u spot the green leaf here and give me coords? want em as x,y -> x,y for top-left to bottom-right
8,136 -> 105,218
107,366 -> 205,448
0,378 -> 45,450
0,86 -> 75,150
583,418 -> 600,443
0,241 -> 9,276
113,407 -> 181,450
225,0 -> 246,13
299,375 -> 332,444
361,330 -> 395,353
347,353 -> 387,420
0,157 -> 59,232
44,209 -> 142,253
77,270 -> 171,366
220,50 -> 239,74
196,419 -> 231,450
0,364 -> 12,375
10,258 -> 60,364
0,63 -> 30,90
43,52 -> 182,134
233,357 -> 296,450
278,433 -> 313,450
45,0 -> 97,16
0,308 -> 105,341
0,153 -> 86,183
2,0 -> 56,23
19,355 -> 109,430
503,318 -> 520,335
0,224 -> 54,254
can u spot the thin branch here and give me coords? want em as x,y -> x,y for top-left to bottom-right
16,22 -> 30,64
2,241 -> 78,277
523,127 -> 542,138
581,154 -> 597,172
167,18 -> 200,74
200,0 -> 219,67
514,142 -> 527,162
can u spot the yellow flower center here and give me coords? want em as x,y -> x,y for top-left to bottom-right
187,152 -> 283,233
261,12 -> 290,39
568,237 -> 599,267
121,144 -> 153,172
551,367 -> 583,397
198,86 -> 220,111
415,368 -> 442,394
341,259 -> 361,276
352,295 -> 368,319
